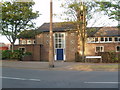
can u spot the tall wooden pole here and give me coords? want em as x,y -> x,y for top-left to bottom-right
49,0 -> 54,68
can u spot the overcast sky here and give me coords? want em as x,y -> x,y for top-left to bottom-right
1,0 -> 118,44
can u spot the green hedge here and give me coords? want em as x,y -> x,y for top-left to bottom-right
75,52 -> 120,63
2,50 -> 32,60
97,52 -> 119,63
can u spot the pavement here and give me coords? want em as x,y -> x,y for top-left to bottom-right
0,60 -> 118,71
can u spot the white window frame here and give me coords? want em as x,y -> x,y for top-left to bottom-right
27,40 -> 32,44
95,46 -> 104,52
54,33 -> 66,61
21,40 -> 26,44
114,37 -> 120,42
100,37 -> 105,42
116,46 -> 120,52
18,47 -> 26,53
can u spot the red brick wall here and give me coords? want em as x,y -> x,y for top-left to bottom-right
85,43 -> 120,55
36,32 -> 120,62
65,31 -> 77,61
14,45 -> 41,61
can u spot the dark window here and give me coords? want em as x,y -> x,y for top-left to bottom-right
117,46 -> 120,52
105,38 -> 108,42
119,38 -> 120,41
115,37 -> 118,41
34,41 -> 36,44
109,37 -> 112,41
19,47 -> 26,53
101,37 -> 104,41
95,38 -> 98,42
96,46 -> 104,52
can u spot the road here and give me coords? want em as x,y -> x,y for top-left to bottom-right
2,67 -> 118,88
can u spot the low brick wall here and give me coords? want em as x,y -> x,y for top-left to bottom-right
14,44 -> 41,61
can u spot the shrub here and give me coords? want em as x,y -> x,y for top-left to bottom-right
10,50 -> 23,60
2,50 -> 12,59
2,50 -> 31,60
97,52 -> 119,63
24,52 -> 32,56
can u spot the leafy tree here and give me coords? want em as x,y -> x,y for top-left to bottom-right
95,1 -> 120,22
1,0 -> 39,51
17,29 -> 41,39
60,0 -> 119,61
60,0 -> 99,61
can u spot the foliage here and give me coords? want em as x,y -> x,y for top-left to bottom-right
17,29 -> 41,39
23,52 -> 32,56
95,0 -> 120,27
60,0 -> 98,61
60,0 -> 98,24
2,50 -> 11,59
1,1 -> 39,45
2,50 -> 32,60
97,52 -> 119,63
10,50 -> 23,59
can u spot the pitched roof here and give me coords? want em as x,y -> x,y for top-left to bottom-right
37,22 -> 77,32
38,23 -> 119,37
94,27 -> 120,37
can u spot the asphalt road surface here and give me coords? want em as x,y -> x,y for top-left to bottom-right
2,67 -> 118,88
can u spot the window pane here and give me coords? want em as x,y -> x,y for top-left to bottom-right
55,34 -> 58,38
118,38 -> 120,41
22,40 -> 26,44
96,47 -> 100,52
117,46 -> 120,52
105,38 -> 108,42
115,37 -> 118,41
101,37 -> 104,41
101,47 -> 103,52
59,39 -> 61,43
91,38 -> 94,42
59,44 -> 62,48
55,44 -> 58,48
109,37 -> 112,41
95,38 -> 98,42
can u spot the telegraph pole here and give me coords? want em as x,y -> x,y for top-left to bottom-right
49,0 -> 54,68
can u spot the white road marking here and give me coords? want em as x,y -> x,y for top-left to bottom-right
84,82 -> 119,84
0,77 -> 41,82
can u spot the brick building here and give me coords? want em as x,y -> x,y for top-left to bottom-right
14,22 -> 120,61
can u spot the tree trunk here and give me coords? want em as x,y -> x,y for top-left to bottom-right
11,42 -> 14,52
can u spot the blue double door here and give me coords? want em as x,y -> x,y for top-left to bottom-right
56,49 -> 64,60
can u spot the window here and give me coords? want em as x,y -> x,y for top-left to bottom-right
116,46 -> 120,52
21,40 -> 26,44
109,37 -> 112,41
115,37 -> 118,41
105,37 -> 108,42
88,37 -> 95,42
27,40 -> 31,44
54,33 -> 65,48
115,37 -> 120,42
95,38 -> 98,42
33,40 -> 35,44
95,46 -> 104,52
19,47 -> 26,53
100,37 -> 113,42
100,37 -> 104,42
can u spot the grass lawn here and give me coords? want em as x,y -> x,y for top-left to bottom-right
68,64 -> 118,71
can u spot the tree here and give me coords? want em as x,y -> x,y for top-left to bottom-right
95,1 -> 120,22
60,0 -> 99,62
17,29 -> 41,39
1,1 -> 39,51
